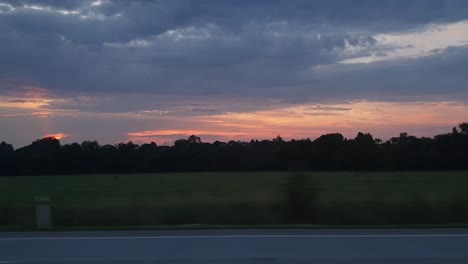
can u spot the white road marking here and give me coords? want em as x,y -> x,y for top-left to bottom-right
1,233 -> 468,240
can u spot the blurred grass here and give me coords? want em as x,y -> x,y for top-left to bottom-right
2,171 -> 468,207
1,171 -> 468,228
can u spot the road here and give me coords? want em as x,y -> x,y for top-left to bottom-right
1,229 -> 468,263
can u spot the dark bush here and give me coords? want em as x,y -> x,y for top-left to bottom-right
284,172 -> 318,223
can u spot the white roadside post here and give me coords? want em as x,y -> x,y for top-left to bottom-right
34,196 -> 52,229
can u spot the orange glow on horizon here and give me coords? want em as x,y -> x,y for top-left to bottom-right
2,84 -> 467,145
43,133 -> 70,140
127,129 -> 250,137
126,100 -> 468,144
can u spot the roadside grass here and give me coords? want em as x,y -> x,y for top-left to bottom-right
1,171 -> 468,229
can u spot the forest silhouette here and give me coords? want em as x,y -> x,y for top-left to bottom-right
1,122 -> 467,175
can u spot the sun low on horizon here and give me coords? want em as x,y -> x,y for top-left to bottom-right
1,0 -> 468,147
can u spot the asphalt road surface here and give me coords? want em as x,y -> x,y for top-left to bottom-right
1,229 -> 468,263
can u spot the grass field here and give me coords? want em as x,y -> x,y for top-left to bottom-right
1,171 -> 468,228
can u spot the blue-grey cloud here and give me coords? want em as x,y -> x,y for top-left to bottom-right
0,0 -> 468,105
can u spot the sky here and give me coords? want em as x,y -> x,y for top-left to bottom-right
1,0 -> 468,147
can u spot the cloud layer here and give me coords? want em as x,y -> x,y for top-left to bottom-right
1,0 -> 468,146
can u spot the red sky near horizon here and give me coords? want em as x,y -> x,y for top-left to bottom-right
1,85 -> 467,147
0,1 -> 468,147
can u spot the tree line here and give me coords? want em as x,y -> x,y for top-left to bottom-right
1,122 -> 468,175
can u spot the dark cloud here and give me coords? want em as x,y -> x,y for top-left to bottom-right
306,106 -> 352,111
305,45 -> 468,101
0,0 -> 468,104
7,99 -> 28,103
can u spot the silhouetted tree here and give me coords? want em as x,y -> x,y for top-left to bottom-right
1,121 -> 468,175
459,122 -> 468,135
273,135 -> 284,142
188,135 -> 202,144
0,141 -> 14,175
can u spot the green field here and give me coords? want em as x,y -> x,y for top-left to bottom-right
1,171 -> 468,228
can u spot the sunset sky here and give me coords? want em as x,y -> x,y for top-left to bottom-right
1,0 -> 468,147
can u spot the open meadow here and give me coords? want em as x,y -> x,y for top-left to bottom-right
1,171 -> 468,228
